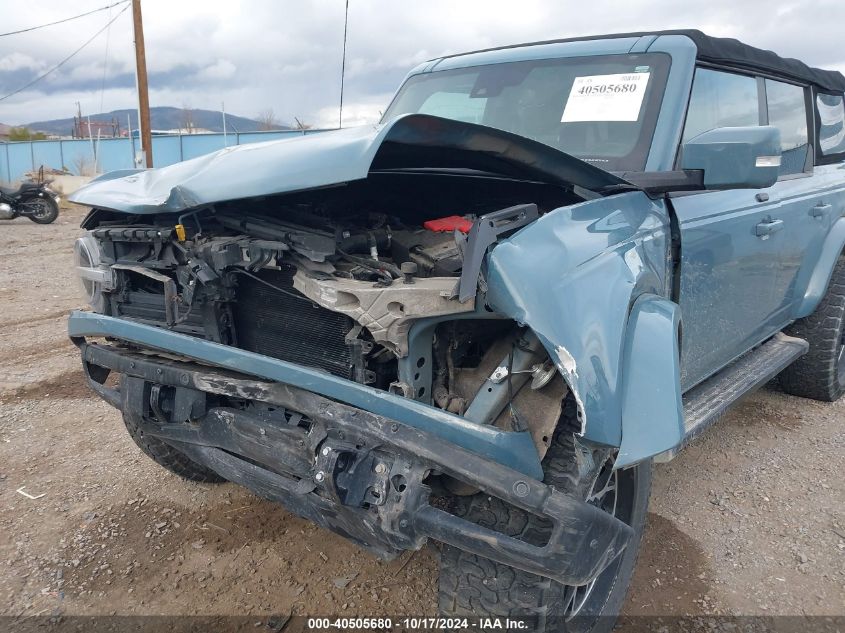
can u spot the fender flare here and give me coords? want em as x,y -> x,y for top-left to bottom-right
795,216 -> 845,319
615,294 -> 684,468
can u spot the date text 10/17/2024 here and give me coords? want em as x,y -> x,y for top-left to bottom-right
306,617 -> 531,630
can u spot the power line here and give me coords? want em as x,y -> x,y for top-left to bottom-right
99,3 -> 116,113
0,3 -> 130,103
0,1 -> 129,37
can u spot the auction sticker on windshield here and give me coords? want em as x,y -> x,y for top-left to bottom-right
561,72 -> 650,122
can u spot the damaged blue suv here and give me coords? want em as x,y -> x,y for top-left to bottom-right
69,30 -> 845,629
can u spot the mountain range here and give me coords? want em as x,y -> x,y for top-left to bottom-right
18,107 -> 289,136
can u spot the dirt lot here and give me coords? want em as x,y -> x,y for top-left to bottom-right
1,205 -> 843,620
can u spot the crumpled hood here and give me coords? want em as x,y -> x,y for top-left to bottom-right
69,114 -> 633,214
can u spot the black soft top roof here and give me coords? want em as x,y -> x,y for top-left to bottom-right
441,29 -> 845,93
657,30 -> 845,93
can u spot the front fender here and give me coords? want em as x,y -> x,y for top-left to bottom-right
485,191 -> 672,446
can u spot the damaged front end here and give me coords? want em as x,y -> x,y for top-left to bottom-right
72,338 -> 631,585
68,114 -> 655,585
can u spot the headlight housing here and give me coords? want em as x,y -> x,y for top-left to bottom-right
74,234 -> 112,312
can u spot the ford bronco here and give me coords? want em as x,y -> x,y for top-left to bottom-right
68,30 -> 845,630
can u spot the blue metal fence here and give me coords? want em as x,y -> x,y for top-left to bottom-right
0,129 -> 326,184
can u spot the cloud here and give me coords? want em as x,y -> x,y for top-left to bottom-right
0,52 -> 45,73
314,91 -> 395,128
197,59 -> 237,81
0,0 -> 843,126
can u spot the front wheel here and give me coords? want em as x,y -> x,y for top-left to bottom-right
780,256 -> 845,402
122,412 -> 227,484
438,399 -> 651,632
23,195 -> 59,224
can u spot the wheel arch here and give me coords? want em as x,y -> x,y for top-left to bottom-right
795,216 -> 845,319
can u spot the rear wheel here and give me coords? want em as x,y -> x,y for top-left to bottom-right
438,398 -> 651,632
122,412 -> 226,483
23,196 -> 59,224
780,256 -> 845,402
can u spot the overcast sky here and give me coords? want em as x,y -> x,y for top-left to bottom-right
1,0 -> 844,128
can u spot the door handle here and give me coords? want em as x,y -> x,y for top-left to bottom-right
755,218 -> 784,237
810,203 -> 832,218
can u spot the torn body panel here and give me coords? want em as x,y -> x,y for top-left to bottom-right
552,345 -> 586,435
485,191 -> 673,448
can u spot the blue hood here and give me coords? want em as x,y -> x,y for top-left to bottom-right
69,114 -> 632,214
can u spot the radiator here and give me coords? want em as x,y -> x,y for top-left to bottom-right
231,266 -> 356,380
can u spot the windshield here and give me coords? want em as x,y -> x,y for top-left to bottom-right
382,53 -> 671,172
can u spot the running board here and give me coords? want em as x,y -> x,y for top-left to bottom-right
656,333 -> 808,462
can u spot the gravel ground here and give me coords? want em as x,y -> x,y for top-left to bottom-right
0,205 -> 843,620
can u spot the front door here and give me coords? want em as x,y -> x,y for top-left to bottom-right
671,68 -> 819,389
672,188 -> 792,389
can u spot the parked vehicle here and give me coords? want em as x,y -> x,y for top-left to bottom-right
67,30 -> 845,630
0,170 -> 61,224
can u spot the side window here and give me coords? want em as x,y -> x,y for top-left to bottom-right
682,68 -> 759,143
816,93 -> 845,158
765,79 -> 810,175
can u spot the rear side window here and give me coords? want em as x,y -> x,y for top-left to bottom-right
816,93 -> 845,159
682,68 -> 759,142
765,79 -> 809,175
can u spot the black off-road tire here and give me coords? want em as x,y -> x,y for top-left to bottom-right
438,399 -> 651,632
780,256 -> 845,402
123,413 -> 226,483
23,195 -> 59,224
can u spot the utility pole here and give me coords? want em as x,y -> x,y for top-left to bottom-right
221,101 -> 227,146
339,0 -> 349,129
131,0 -> 153,167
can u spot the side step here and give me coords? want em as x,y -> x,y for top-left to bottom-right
656,333 -> 808,462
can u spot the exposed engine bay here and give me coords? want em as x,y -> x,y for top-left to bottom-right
76,176 -> 577,462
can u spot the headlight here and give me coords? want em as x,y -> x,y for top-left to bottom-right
74,234 -> 112,312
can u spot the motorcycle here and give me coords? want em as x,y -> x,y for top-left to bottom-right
0,168 -> 61,224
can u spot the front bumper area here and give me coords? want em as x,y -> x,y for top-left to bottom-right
70,312 -> 633,585
68,311 -> 543,479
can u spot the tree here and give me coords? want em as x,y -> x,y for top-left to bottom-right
256,109 -> 280,131
9,127 -> 46,141
178,103 -> 196,134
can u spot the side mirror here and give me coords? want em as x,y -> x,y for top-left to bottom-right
681,126 -> 782,190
